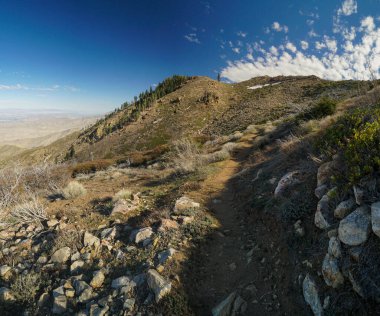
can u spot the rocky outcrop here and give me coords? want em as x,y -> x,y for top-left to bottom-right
322,253 -> 344,288
274,171 -> 302,198
371,202 -> 380,237
173,196 -> 200,214
338,206 -> 371,246
146,269 -> 171,302
303,275 -> 323,316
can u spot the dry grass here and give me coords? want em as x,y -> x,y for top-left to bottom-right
62,181 -> 87,199
8,195 -> 48,226
113,188 -> 133,201
171,139 -> 203,173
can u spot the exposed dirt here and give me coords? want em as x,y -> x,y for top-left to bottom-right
182,133 -> 309,315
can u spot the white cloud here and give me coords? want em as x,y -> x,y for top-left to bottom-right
184,33 -> 201,44
221,16 -> 380,82
315,41 -> 326,50
338,0 -> 357,16
0,84 -> 26,91
361,16 -> 375,32
271,22 -> 289,33
308,29 -> 318,37
324,37 -> 338,53
237,31 -> 247,38
286,42 -> 297,53
232,47 -> 240,54
0,83 -> 79,92
300,41 -> 309,50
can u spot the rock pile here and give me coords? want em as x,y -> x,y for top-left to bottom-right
0,195 -> 202,315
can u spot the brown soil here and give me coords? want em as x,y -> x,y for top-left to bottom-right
182,133 -> 309,315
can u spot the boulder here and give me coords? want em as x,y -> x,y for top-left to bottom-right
371,201 -> 380,237
157,219 -> 179,232
328,236 -> 342,258
111,196 -> 140,216
111,276 -> 131,289
78,287 -> 94,303
84,231 -> 100,248
129,227 -> 153,244
334,198 -> 355,219
100,227 -> 118,240
338,206 -> 371,246
70,260 -> 85,274
211,291 -> 247,316
274,171 -> 302,198
174,196 -> 200,214
315,185 -> 328,200
147,269 -> 171,302
314,195 -> 331,230
303,275 -> 323,316
322,253 -> 344,288
353,185 -> 365,205
52,295 -> 67,314
0,265 -> 12,279
89,304 -> 109,316
0,287 -> 14,302
51,247 -> 71,263
90,270 -> 105,288
157,248 -> 176,265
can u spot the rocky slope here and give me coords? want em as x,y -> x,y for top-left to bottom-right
0,75 -> 379,315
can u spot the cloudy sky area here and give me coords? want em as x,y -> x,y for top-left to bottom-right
0,0 -> 379,114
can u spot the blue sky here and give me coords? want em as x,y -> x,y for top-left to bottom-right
0,0 -> 379,115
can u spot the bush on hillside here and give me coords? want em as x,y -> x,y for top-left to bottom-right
298,98 -> 337,122
71,159 -> 113,177
9,195 -> 48,226
318,104 -> 380,184
62,181 -> 87,199
113,189 -> 133,202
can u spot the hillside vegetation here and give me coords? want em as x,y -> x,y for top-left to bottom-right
1,75 -> 380,315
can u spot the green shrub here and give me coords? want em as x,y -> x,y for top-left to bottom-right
11,272 -> 44,304
299,98 -> 337,121
318,104 -> 380,184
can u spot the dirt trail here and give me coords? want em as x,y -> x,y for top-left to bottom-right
186,135 -> 306,315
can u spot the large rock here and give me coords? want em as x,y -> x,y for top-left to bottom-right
315,195 -> 331,229
0,287 -> 14,302
100,227 -> 118,240
90,270 -> 105,288
371,201 -> 380,237
339,206 -> 371,246
353,185 -> 365,205
303,275 -> 323,316
173,196 -> 200,214
157,248 -> 176,265
129,227 -> 153,244
51,247 -> 71,263
111,276 -> 131,289
328,236 -> 342,258
146,269 -> 171,302
84,231 -> 100,248
211,292 -> 247,316
111,196 -> 140,216
157,219 -> 179,232
52,295 -> 67,314
274,171 -> 302,198
334,198 -> 355,219
315,185 -> 328,200
322,253 -> 344,288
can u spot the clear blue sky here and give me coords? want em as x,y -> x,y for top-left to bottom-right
0,0 -> 379,114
